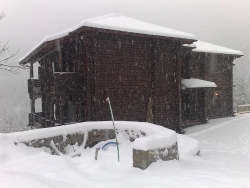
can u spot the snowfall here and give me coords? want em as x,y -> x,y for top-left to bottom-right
1,114 -> 250,188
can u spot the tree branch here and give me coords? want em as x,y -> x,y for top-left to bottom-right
0,12 -> 5,20
0,12 -> 28,73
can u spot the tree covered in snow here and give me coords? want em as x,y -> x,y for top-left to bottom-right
0,76 -> 30,133
233,75 -> 250,107
233,44 -> 250,108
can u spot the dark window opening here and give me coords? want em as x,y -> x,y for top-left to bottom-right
212,92 -> 220,107
190,65 -> 195,71
166,103 -> 172,111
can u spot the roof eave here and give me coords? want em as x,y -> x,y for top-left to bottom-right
191,50 -> 244,58
18,26 -> 197,65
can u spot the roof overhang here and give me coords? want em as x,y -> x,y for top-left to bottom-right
183,40 -> 244,57
18,14 -> 197,65
181,78 -> 217,90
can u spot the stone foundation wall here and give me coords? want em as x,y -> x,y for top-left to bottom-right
21,127 -> 179,170
22,128 -> 147,154
133,142 -> 179,170
23,129 -> 115,154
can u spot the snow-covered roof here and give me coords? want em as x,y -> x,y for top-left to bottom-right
184,40 -> 243,56
19,14 -> 196,64
181,78 -> 217,89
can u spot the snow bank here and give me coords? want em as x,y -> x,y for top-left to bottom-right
19,14 -> 196,63
181,78 -> 217,89
185,40 -> 243,56
1,115 -> 250,187
177,134 -> 200,157
133,135 -> 171,151
1,121 -> 177,149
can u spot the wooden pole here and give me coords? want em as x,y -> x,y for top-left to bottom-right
30,99 -> 35,113
95,148 -> 99,160
30,63 -> 34,79
177,43 -> 183,133
50,100 -> 54,124
60,96 -> 64,125
56,40 -> 63,72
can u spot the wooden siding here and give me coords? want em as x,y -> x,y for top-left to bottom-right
27,25 -> 236,130
82,29 -> 183,129
188,53 -> 234,119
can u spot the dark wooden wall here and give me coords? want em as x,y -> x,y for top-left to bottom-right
81,28 -> 188,129
153,40 -> 180,129
35,26 -> 239,130
188,52 -> 234,119
204,54 -> 234,118
32,27 -> 236,130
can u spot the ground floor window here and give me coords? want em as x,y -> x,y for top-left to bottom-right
212,92 -> 220,106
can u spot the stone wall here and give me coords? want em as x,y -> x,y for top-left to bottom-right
23,129 -> 115,154
22,128 -> 146,154
133,142 -> 179,170
21,127 -> 179,170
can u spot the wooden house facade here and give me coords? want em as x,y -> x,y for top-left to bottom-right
19,14 -> 243,131
181,41 -> 243,126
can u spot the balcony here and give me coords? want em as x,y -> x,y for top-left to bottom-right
28,79 -> 41,99
29,112 -> 55,128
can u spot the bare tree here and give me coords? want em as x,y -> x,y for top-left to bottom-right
0,12 -> 28,73
233,75 -> 250,108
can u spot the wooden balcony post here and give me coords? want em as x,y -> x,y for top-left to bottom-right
29,113 -> 34,127
30,63 -> 34,79
176,42 -> 182,132
56,40 -> 63,72
60,104 -> 64,125
60,96 -> 65,125
78,102 -> 82,122
50,100 -> 54,122
30,99 -> 35,113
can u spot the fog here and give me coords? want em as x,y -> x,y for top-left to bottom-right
0,0 -> 250,132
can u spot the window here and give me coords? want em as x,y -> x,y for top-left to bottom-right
212,92 -> 220,106
166,104 -> 171,110
190,65 -> 195,71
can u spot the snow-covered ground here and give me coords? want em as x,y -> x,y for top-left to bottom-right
1,114 -> 250,187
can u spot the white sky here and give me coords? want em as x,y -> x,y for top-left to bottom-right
0,0 -> 250,76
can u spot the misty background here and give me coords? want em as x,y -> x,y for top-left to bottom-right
1,0 -> 250,132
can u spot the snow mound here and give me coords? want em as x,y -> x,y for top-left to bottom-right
1,116 -> 250,187
1,121 -> 177,149
177,134 -> 200,157
133,135 -> 171,151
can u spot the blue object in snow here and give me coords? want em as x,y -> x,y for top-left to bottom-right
102,142 -> 119,150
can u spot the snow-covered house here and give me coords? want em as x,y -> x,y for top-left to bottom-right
18,14 -> 243,131
182,41 -> 243,125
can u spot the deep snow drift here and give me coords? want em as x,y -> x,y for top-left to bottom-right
1,114 -> 250,187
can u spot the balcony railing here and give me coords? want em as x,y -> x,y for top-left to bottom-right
29,112 -> 55,128
237,104 -> 250,113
